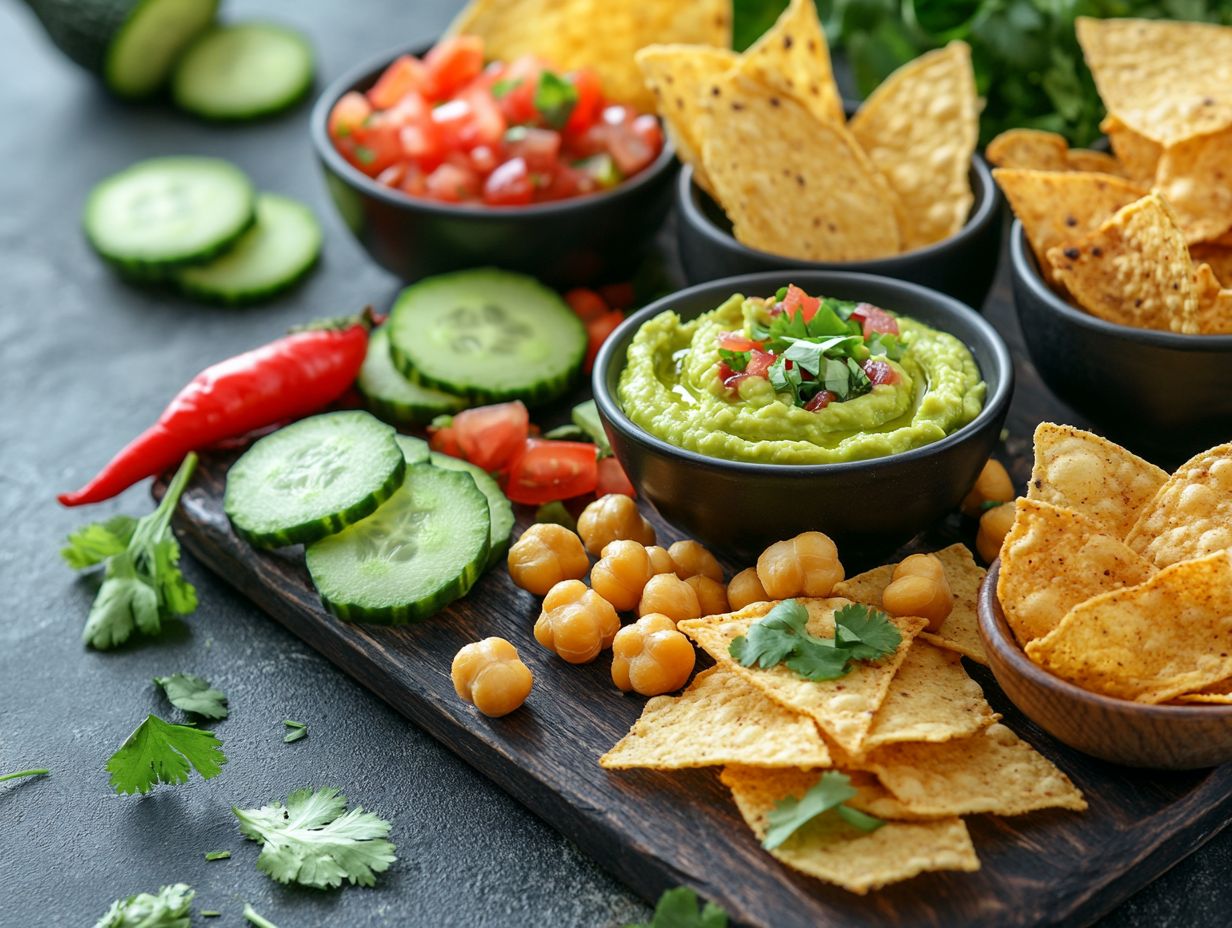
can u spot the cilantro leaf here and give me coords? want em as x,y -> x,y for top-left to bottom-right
571,399 -> 613,458
730,599 -> 808,668
763,771 -> 883,850
243,904 -> 279,928
62,515 -> 137,569
767,356 -> 802,402
233,787 -> 397,889
718,348 -> 750,372
153,673 -> 229,721
94,883 -> 194,928
204,850 -> 230,861
837,804 -> 888,832
106,713 -> 226,795
627,887 -> 728,928
533,71 -> 577,129
783,638 -> 854,681
833,603 -> 902,662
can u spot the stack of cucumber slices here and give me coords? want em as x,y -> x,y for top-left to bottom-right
224,410 -> 515,624
358,269 -> 589,422
83,155 -> 322,304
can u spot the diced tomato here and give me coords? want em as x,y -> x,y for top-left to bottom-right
400,164 -> 427,196
428,423 -> 462,458
483,157 -> 534,206
349,116 -> 404,173
862,359 -> 900,386
460,87 -> 506,147
469,144 -> 499,174
805,390 -> 837,411
506,439 -> 599,505
565,288 -> 610,321
852,303 -> 900,337
745,350 -> 777,379
398,122 -> 443,169
368,55 -> 431,108
423,35 -> 485,98
782,284 -> 821,323
598,282 -> 635,309
425,162 -> 480,202
604,120 -> 655,176
564,68 -> 604,135
493,55 -> 543,125
595,455 -> 635,497
630,114 -> 663,155
375,163 -> 408,188
505,127 -> 561,171
717,331 -> 764,352
329,91 -> 372,141
453,401 -> 530,472
585,310 -> 624,373
538,163 -> 596,201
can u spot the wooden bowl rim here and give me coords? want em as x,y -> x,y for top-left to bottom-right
978,559 -> 1232,720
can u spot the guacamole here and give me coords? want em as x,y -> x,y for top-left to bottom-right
618,286 -> 985,465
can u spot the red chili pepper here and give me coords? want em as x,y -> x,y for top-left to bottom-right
58,309 -> 375,507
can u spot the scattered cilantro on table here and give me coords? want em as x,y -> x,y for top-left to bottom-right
154,673 -> 229,721
628,887 -> 729,928
106,714 -> 226,795
204,850 -> 231,861
243,904 -> 279,928
763,771 -> 885,850
0,768 -> 49,782
282,720 -> 308,743
93,883 -> 194,928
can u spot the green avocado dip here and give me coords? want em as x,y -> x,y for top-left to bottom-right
618,284 -> 985,465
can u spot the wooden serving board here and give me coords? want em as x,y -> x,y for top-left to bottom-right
167,270 -> 1232,927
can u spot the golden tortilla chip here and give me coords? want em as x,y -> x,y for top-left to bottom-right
1026,551 -> 1232,703
997,499 -> 1156,646
1193,262 -> 1232,335
677,599 -> 925,755
1174,678 -> 1232,704
1065,148 -> 1124,176
599,667 -> 832,770
861,641 -> 998,752
985,128 -> 1069,171
445,0 -> 731,111
1190,243 -> 1232,287
1154,126 -> 1232,245
720,765 -> 979,893
1027,423 -> 1167,539
833,543 -> 988,665
1101,115 -> 1161,185
740,0 -> 843,127
849,42 -> 977,249
636,45 -> 738,196
864,722 -> 1087,816
699,71 -> 901,261
1046,193 -> 1200,333
1076,16 -> 1232,146
1126,443 -> 1232,567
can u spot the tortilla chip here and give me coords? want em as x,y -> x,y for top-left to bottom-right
740,0 -> 843,127
833,543 -> 987,665
997,499 -> 1156,646
1101,115 -> 1161,185
1026,551 -> 1232,703
1190,243 -> 1232,287
1174,678 -> 1232,704
599,667 -> 832,770
849,42 -> 977,249
1193,262 -> 1232,334
985,129 -> 1069,172
445,0 -> 731,111
677,600 -> 925,755
1126,443 -> 1232,567
1065,148 -> 1125,177
1076,16 -> 1232,146
864,722 -> 1087,816
1046,193 -> 1200,334
994,168 -> 1146,273
699,72 -> 901,261
1026,423 -> 1167,539
1154,126 -> 1232,245
720,765 -> 979,893
861,641 -> 998,752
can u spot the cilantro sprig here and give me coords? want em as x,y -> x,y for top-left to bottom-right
729,600 -> 901,682
763,771 -> 885,850
94,883 -> 195,928
533,71 -> 577,129
154,673 -> 229,721
106,713 -> 226,795
627,887 -> 728,928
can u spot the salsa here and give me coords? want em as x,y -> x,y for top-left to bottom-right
328,36 -> 664,207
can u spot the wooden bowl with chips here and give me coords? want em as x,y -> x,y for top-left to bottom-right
978,560 -> 1232,770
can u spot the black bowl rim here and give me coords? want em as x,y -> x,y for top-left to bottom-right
309,40 -> 678,221
592,269 -> 1014,476
676,154 -> 1000,268
1010,221 -> 1232,350
980,560 -> 1232,719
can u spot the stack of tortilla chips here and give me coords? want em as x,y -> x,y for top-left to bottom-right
601,544 -> 1086,894
635,0 -> 979,262
999,423 -> 1232,704
990,17 -> 1232,334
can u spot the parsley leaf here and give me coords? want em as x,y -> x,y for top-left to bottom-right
154,673 -> 229,721
833,603 -> 902,661
106,714 -> 226,795
94,883 -> 194,928
763,772 -> 885,850
533,71 -> 577,129
233,787 -> 397,889
627,887 -> 728,928
62,515 -> 136,569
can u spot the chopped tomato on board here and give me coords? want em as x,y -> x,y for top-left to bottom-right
584,310 -> 624,373
428,421 -> 463,458
505,439 -> 598,504
565,288 -> 609,321
595,455 -> 635,497
452,401 -> 530,471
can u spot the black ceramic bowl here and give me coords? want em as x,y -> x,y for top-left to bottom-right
592,271 -> 1014,557
676,156 -> 1003,310
309,44 -> 679,288
1009,222 -> 1232,463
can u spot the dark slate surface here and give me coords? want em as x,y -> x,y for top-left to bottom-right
0,0 -> 1226,925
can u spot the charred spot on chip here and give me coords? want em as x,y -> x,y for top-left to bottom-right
809,83 -> 820,96
731,102 -> 744,111
769,96 -> 781,108
782,35 -> 793,50
710,85 -> 720,97
1065,215 -> 1078,227
1063,247 -> 1081,260
796,174 -> 806,187
1091,247 -> 1103,257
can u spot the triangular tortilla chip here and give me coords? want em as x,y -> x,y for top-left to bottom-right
1193,262 -> 1232,334
1065,148 -> 1124,176
1190,242 -> 1232,287
1126,443 -> 1232,567
1100,114 -> 1161,185
986,128 -> 1069,172
740,0 -> 843,127
1174,678 -> 1232,705
1154,125 -> 1232,245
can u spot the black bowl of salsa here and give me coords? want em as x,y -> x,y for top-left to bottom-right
309,38 -> 678,287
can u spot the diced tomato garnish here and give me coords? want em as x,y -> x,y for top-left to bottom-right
469,144 -> 499,174
630,114 -> 663,156
805,390 -> 838,411
400,164 -> 427,196
538,163 -> 596,201
604,120 -> 655,176
460,87 -> 506,147
598,282 -> 635,309
585,310 -> 624,373
428,423 -> 462,458
506,439 -> 599,504
423,35 -> 485,98
375,163 -> 409,188
564,68 -> 604,135
863,359 -> 899,386
398,122 -> 443,170
565,288 -> 610,321
482,157 -> 534,206
349,115 -> 404,173
782,284 -> 821,322
505,127 -> 562,170
717,331 -> 764,352
493,55 -> 543,125
453,401 -> 530,472
425,162 -> 480,202
852,303 -> 900,337
745,350 -> 777,379
368,55 -> 431,109
329,91 -> 372,141
595,455 -> 635,497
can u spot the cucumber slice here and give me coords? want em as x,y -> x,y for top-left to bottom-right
358,326 -> 467,425
388,269 -> 586,405
306,463 -> 491,624
84,156 -> 255,271
171,23 -> 314,120
224,411 -> 405,549
430,452 -> 515,567
173,193 -> 321,304
395,435 -> 431,466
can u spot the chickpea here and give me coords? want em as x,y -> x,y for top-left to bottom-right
882,554 -> 953,633
611,614 -> 696,696
977,502 -> 1017,564
451,637 -> 533,717
668,540 -> 724,582
685,574 -> 729,617
756,531 -> 845,600
645,545 -> 678,576
591,540 -> 653,611
728,567 -> 770,610
960,459 -> 1015,517
577,493 -> 656,555
534,579 -> 620,664
637,572 -> 701,622
507,523 -> 589,596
